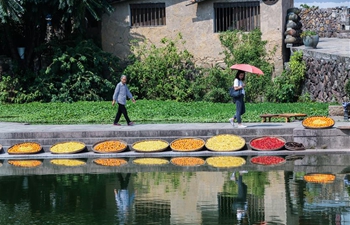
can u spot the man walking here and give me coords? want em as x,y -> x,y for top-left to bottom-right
112,75 -> 136,126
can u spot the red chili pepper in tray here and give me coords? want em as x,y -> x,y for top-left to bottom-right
251,156 -> 285,165
250,137 -> 285,150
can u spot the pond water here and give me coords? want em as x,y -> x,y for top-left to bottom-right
0,166 -> 349,225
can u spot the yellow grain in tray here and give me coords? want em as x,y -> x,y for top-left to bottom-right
133,140 -> 168,151
51,159 -> 86,166
206,135 -> 245,151
206,156 -> 246,168
50,142 -> 85,153
133,158 -> 169,165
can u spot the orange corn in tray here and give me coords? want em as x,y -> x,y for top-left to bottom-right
171,139 -> 204,151
171,157 -> 205,166
8,160 -> 42,167
302,116 -> 334,128
8,142 -> 41,153
94,158 -> 127,166
94,141 -> 127,152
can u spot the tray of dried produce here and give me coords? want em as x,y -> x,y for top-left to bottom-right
50,159 -> 86,167
206,156 -> 246,168
131,139 -> 169,153
250,156 -> 286,166
170,137 -> 205,152
249,136 -> 286,151
7,142 -> 42,155
284,141 -> 305,151
132,158 -> 169,165
304,173 -> 335,184
0,144 -> 3,153
8,159 -> 42,168
50,141 -> 86,154
205,134 -> 245,152
302,116 -> 335,129
92,140 -> 128,153
93,158 -> 128,167
171,157 -> 205,167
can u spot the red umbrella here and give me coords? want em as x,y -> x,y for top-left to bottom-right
230,64 -> 264,75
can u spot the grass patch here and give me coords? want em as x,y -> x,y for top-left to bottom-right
0,100 -> 329,124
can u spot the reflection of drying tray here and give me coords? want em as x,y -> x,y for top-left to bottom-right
250,156 -> 286,166
50,159 -> 86,167
206,156 -> 246,168
170,157 -> 205,167
132,158 -> 169,165
170,138 -> 205,152
249,136 -> 286,151
304,173 -> 335,184
92,140 -> 128,154
8,159 -> 42,168
7,142 -> 42,155
93,158 -> 128,167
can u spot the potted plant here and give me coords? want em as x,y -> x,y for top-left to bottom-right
300,30 -> 319,49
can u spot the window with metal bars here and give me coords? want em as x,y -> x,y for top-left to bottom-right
130,3 -> 166,27
214,2 -> 260,33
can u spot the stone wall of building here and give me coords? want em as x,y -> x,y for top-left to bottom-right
296,49 -> 350,103
102,0 -> 290,74
299,7 -> 350,38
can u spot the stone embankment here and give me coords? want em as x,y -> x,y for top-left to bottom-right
292,38 -> 350,103
299,7 -> 350,38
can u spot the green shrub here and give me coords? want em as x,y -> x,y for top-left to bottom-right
266,51 -> 306,102
124,34 -> 201,102
40,39 -> 119,102
219,29 -> 274,102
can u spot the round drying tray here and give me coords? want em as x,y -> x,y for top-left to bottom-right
170,157 -> 205,167
92,140 -> 128,154
205,134 -> 246,152
302,116 -> 335,129
250,155 -> 286,166
93,158 -> 128,167
131,139 -> 169,153
249,136 -> 286,151
170,137 -> 205,152
50,141 -> 86,154
284,141 -> 305,151
7,142 -> 42,155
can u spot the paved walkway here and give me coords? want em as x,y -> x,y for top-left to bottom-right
292,38 -> 350,58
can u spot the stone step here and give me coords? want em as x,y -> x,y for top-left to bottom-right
0,133 -> 295,151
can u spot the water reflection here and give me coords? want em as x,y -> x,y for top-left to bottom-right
0,170 -> 349,224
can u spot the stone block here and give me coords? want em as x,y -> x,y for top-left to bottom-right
329,105 -> 346,116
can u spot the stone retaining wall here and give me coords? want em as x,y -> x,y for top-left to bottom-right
299,7 -> 350,38
301,50 -> 350,103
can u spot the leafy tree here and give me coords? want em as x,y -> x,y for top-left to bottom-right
0,0 -> 113,71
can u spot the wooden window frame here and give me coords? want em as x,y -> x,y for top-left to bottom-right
214,2 -> 260,33
130,3 -> 166,27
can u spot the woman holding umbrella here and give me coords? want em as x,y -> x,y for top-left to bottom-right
229,64 -> 264,128
229,70 -> 247,128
